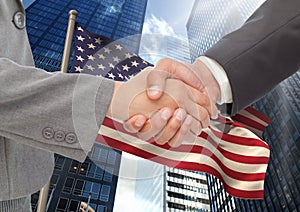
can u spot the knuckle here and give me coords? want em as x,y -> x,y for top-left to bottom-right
191,122 -> 202,135
201,113 -> 210,128
155,136 -> 168,145
169,120 -> 180,130
158,58 -> 172,65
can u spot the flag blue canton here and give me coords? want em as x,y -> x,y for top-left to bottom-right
71,24 -> 153,81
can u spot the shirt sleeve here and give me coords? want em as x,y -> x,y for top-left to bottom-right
197,56 -> 233,104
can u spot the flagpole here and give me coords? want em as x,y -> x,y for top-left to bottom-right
36,180 -> 50,212
36,10 -> 79,212
61,10 -> 78,73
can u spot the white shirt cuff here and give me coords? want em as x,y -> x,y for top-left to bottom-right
197,56 -> 233,104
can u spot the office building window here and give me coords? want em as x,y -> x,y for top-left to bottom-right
103,167 -> 114,182
99,185 -> 111,202
87,163 -> 104,180
97,205 -> 107,212
63,177 -> 74,194
68,200 -> 79,212
56,198 -> 68,212
74,179 -> 84,196
69,160 -> 80,174
167,202 -> 185,210
79,162 -> 89,176
83,181 -> 101,199
54,155 -> 65,170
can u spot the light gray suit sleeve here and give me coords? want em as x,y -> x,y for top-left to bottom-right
0,58 -> 114,162
205,0 -> 300,115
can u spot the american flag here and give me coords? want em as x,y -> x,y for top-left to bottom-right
71,24 -> 152,80
71,24 -> 271,199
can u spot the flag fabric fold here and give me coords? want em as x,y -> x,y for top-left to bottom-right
71,23 -> 271,199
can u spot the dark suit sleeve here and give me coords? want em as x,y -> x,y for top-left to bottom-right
205,0 -> 300,115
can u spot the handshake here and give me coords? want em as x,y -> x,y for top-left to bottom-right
107,58 -> 221,147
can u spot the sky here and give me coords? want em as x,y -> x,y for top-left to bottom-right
143,0 -> 194,37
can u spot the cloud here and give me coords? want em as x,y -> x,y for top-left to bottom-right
143,14 -> 175,36
140,14 -> 189,64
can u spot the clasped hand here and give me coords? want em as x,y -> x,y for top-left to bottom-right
107,58 -> 219,147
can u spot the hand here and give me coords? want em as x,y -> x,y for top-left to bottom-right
107,67 -> 211,147
124,58 -> 220,146
147,58 -> 220,117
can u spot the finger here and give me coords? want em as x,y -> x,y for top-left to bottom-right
187,85 -> 219,121
147,58 -> 204,100
154,108 -> 187,145
184,101 -> 210,129
138,107 -> 172,140
189,87 -> 211,113
168,117 -> 197,147
188,115 -> 202,135
146,70 -> 169,100
210,102 -> 219,120
123,114 -> 147,133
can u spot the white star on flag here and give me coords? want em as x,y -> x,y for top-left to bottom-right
122,64 -> 130,71
113,56 -> 121,63
95,37 -> 102,44
98,54 -> 106,60
115,44 -> 123,50
75,66 -> 83,72
131,60 -> 139,67
118,73 -> 124,79
97,64 -> 106,70
104,47 -> 111,53
76,55 -> 84,62
88,43 -> 96,49
77,46 -> 84,53
87,65 -> 95,71
108,72 -> 115,79
87,55 -> 95,61
77,35 -> 85,42
125,52 -> 132,59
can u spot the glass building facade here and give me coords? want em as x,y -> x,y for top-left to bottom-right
26,0 -> 148,72
165,167 -> 210,212
187,0 -> 300,211
25,0 -> 148,211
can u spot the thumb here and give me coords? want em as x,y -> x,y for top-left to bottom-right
146,69 -> 169,100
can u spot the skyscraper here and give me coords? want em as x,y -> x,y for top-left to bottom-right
164,167 -> 210,212
25,0 -> 148,211
187,0 -> 300,211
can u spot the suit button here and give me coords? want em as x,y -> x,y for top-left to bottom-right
42,127 -> 54,139
13,11 -> 26,29
66,133 -> 77,144
54,131 -> 65,142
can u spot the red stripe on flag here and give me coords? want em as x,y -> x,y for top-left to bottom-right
231,114 -> 266,131
244,106 -> 272,124
209,127 -> 270,149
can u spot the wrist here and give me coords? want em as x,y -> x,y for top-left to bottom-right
190,60 -> 221,104
107,81 -> 122,117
